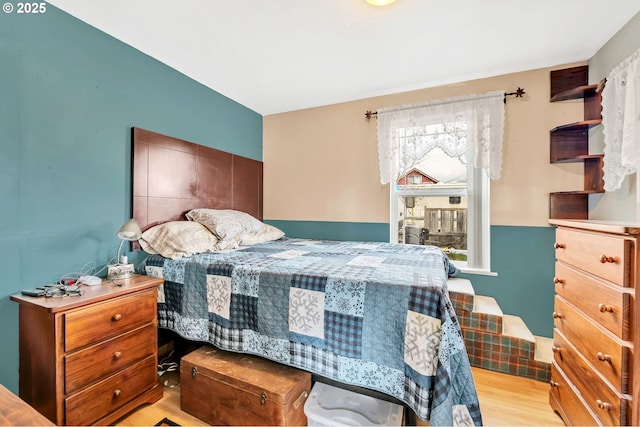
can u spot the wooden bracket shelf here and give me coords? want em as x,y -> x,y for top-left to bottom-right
549,65 -> 604,220
550,84 -> 599,102
552,189 -> 603,195
550,119 -> 602,134
550,122 -> 602,163
552,154 -> 604,164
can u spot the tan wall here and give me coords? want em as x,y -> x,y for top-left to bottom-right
264,62 -> 587,227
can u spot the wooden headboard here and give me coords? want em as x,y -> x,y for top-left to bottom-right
131,127 -> 263,243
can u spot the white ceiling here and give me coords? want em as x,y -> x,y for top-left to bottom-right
48,0 -> 640,115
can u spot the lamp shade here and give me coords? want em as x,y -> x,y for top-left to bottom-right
116,218 -> 142,241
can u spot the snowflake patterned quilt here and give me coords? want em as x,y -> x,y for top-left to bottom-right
141,238 -> 482,426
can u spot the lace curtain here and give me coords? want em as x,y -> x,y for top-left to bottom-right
376,91 -> 505,184
602,47 -> 640,191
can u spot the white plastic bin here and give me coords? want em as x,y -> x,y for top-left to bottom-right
304,382 -> 404,426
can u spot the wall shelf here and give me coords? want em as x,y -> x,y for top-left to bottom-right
550,121 -> 602,163
550,84 -> 598,102
551,119 -> 602,133
549,65 -> 604,220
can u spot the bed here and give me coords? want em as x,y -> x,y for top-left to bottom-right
130,128 -> 482,426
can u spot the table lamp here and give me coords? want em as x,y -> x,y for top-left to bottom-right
107,218 -> 142,279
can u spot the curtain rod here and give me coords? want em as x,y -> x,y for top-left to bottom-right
364,87 -> 525,122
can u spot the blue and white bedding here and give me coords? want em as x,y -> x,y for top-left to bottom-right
140,237 -> 481,426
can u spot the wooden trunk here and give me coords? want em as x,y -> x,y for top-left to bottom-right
180,346 -> 311,426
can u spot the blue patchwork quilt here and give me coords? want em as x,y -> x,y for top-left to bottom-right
140,238 -> 482,426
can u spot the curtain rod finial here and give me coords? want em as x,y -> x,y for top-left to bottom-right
504,87 -> 526,103
365,110 -> 377,121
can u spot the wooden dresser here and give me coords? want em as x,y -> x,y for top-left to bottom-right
549,219 -> 639,426
11,274 -> 163,426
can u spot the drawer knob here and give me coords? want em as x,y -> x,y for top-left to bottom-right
598,303 -> 613,313
597,352 -> 612,363
549,381 -> 559,388
113,351 -> 122,360
551,345 -> 561,354
112,313 -> 122,321
596,399 -> 611,411
113,389 -> 122,398
553,277 -> 564,285
553,312 -> 564,319
554,243 -> 565,249
600,255 -> 616,264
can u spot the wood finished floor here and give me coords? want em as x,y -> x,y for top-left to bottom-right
115,367 -> 565,426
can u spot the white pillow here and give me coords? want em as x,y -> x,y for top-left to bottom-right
237,224 -> 285,246
139,221 -> 218,259
185,209 -> 264,241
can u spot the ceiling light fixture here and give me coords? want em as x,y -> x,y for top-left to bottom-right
366,0 -> 397,6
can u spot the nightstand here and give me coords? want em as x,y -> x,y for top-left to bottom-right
11,274 -> 164,426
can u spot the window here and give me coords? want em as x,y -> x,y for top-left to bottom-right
376,92 -> 504,273
391,123 -> 489,271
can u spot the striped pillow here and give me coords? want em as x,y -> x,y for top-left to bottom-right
139,221 -> 218,259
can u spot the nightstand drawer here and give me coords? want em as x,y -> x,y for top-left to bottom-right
65,289 -> 156,352
555,228 -> 631,287
554,296 -> 631,394
65,323 -> 156,394
555,262 -> 632,340
65,355 -> 157,426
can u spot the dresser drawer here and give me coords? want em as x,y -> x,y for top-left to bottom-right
553,329 -> 630,426
553,296 -> 631,394
65,289 -> 156,352
65,355 -> 157,426
65,323 -> 157,394
550,362 -> 601,426
555,228 -> 632,287
555,262 -> 632,340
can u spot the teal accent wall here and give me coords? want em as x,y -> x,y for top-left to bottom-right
269,220 -> 556,338
459,225 -> 556,338
0,6 -> 262,392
